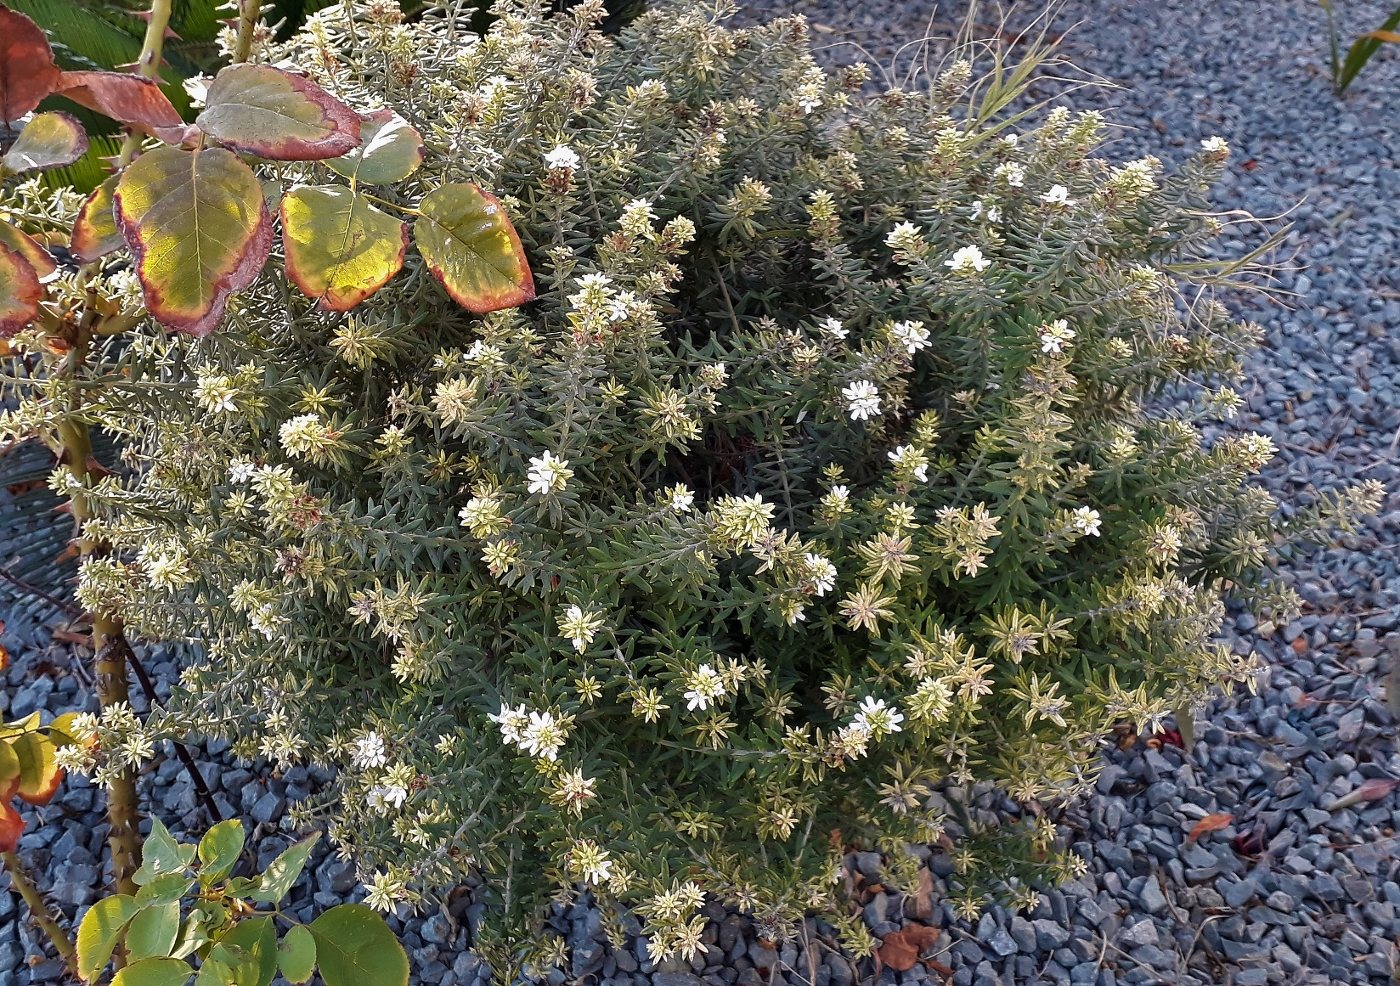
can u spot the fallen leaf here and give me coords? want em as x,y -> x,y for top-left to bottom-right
908,867 -> 935,922
1329,777 -> 1400,812
877,925 -> 939,972
1185,812 -> 1233,845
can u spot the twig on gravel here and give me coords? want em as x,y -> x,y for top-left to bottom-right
1,850 -> 77,977
0,564 -> 82,620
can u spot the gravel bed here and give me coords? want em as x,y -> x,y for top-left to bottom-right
5,1 -> 1400,983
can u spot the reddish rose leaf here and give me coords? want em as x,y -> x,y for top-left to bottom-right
1329,776 -> 1400,812
0,6 -> 61,125
1184,812 -> 1232,845
0,798 -> 22,853
53,70 -> 183,133
196,64 -> 359,161
1,111 -> 87,174
0,219 -> 56,280
115,145 -> 273,337
876,924 -> 939,973
71,175 -> 123,263
0,241 -> 41,337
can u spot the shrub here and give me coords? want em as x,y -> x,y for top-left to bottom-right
43,0 -> 1377,967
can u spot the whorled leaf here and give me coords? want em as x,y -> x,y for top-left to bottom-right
0,219 -> 56,280
71,176 -> 123,263
281,185 -> 406,311
196,65 -> 359,161
114,145 -> 273,337
0,241 -> 41,338
54,71 -> 184,136
0,5 -> 61,124
324,109 -> 423,185
308,904 -> 408,986
414,183 -> 535,314
1,111 -> 87,175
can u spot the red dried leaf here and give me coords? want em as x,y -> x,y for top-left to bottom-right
0,798 -> 22,853
1185,812 -> 1233,845
1230,827 -> 1265,858
1330,777 -> 1400,812
0,6 -> 61,125
53,70 -> 183,133
877,925 -> 940,972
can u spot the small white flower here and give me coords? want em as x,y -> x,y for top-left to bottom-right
1070,506 -> 1102,537
1038,319 -> 1076,355
544,145 -> 580,170
368,783 -> 409,812
995,161 -> 1025,187
803,552 -> 837,596
1200,136 -> 1229,155
945,245 -> 990,277
820,317 -> 849,340
666,484 -> 695,513
489,702 -> 530,745
852,696 -> 904,736
520,710 -> 566,761
527,451 -> 573,496
684,663 -> 727,712
890,319 -> 930,355
558,604 -> 604,652
843,380 -> 882,421
887,444 -> 930,483
1041,184 -> 1075,207
229,459 -> 256,483
352,732 -> 388,770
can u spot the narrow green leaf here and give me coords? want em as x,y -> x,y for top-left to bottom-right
196,64 -> 359,161
196,819 -> 246,883
126,901 -> 180,961
308,904 -> 408,986
414,183 -> 535,314
248,833 -> 320,903
276,925 -> 316,985
0,242 -> 41,338
280,185 -> 406,311
1338,6 -> 1400,92
325,109 -> 424,184
77,894 -> 143,982
71,175 -> 123,263
1,111 -> 88,175
110,957 -> 193,986
114,145 -> 273,337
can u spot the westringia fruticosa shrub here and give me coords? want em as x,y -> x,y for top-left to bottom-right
49,0 -> 1379,966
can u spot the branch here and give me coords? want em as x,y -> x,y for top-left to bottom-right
1,851 -> 77,978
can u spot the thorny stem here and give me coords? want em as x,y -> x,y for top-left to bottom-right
234,0 -> 264,65
57,331 -> 140,905
117,0 -> 174,169
1,851 -> 78,977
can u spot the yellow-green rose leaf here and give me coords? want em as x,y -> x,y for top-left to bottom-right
0,219 -> 56,281
77,893 -> 143,982
114,145 -> 273,337
308,904 -> 408,986
111,957 -> 193,986
414,183 -> 535,314
281,185 -> 406,311
1,111 -> 87,175
10,731 -> 61,805
71,175 -> 123,263
277,925 -> 316,984
126,900 -> 180,961
324,109 -> 423,184
196,65 -> 359,161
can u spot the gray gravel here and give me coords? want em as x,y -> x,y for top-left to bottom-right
6,1 -> 1400,983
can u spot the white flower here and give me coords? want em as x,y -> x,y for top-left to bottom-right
368,783 -> 409,813
194,375 -> 238,414
352,732 -> 388,770
1200,136 -> 1229,154
570,840 -> 614,885
1071,506 -> 1102,537
544,145 -> 580,169
520,710 -> 565,761
1041,184 -> 1075,207
684,663 -> 727,711
489,702 -> 530,745
890,319 -> 930,354
527,451 -> 573,496
229,459 -> 257,483
558,604 -> 604,652
666,484 -> 695,513
363,871 -> 405,912
852,696 -> 904,736
1038,319 -> 1076,355
843,380 -> 882,421
820,317 -> 849,340
803,552 -> 837,596
944,245 -> 990,277
887,444 -> 929,483
995,161 -> 1025,187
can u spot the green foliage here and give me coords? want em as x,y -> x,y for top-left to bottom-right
1322,0 -> 1400,93
76,822 -> 404,986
